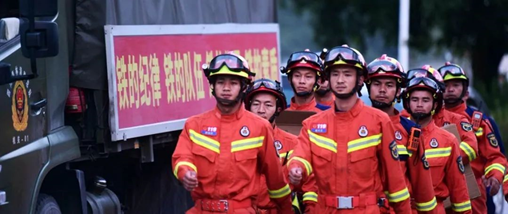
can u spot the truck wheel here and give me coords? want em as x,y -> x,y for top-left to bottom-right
35,193 -> 62,214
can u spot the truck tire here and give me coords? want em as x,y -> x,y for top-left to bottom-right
35,193 -> 62,214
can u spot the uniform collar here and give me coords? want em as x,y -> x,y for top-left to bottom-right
390,109 -> 401,123
447,102 -> 467,114
214,103 -> 245,121
333,98 -> 363,119
433,107 -> 445,120
422,120 -> 437,132
290,96 -> 317,110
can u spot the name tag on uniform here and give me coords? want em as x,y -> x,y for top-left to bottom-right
201,126 -> 217,136
311,123 -> 327,133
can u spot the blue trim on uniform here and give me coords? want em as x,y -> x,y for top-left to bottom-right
398,116 -> 417,161
316,103 -> 331,111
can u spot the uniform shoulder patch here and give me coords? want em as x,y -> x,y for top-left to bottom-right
487,133 -> 499,148
460,121 -> 473,132
457,156 -> 465,174
421,155 -> 430,170
389,141 -> 399,160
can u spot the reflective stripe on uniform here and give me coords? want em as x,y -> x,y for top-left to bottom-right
347,134 -> 382,153
288,157 -> 312,176
504,174 -> 508,183
459,141 -> 477,161
302,192 -> 318,202
475,127 -> 484,137
268,184 -> 291,199
485,163 -> 506,176
397,145 -> 409,156
279,150 -> 294,162
173,161 -> 197,178
231,136 -> 264,152
386,187 -> 410,203
308,130 -> 337,152
452,200 -> 472,212
415,197 -> 438,211
189,129 -> 220,153
425,147 -> 452,159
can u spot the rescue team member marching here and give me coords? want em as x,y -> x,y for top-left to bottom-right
315,48 -> 335,108
287,45 -> 412,213
402,76 -> 472,213
403,66 -> 479,166
438,63 -> 507,214
172,53 -> 293,213
281,50 -> 330,112
365,55 -> 438,213
243,78 -> 315,213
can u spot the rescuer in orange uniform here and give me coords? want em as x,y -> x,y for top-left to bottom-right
287,45 -> 411,213
281,50 -> 329,112
438,62 -> 507,214
402,66 -> 479,166
172,53 -> 293,213
402,76 -> 472,213
365,55 -> 438,213
244,78 -> 315,213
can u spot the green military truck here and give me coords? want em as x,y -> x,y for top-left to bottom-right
0,0 -> 279,213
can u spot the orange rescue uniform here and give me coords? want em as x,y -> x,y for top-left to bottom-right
447,103 -> 507,214
419,121 -> 472,213
256,126 -> 318,213
401,109 -> 478,165
172,107 -> 293,213
288,97 -> 322,112
288,100 -> 411,213
389,111 -> 438,213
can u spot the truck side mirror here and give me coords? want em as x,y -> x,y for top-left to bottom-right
13,0 -> 59,82
20,20 -> 59,58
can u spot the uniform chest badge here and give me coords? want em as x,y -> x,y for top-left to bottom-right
240,126 -> 250,137
274,140 -> 283,157
430,138 -> 439,148
201,126 -> 218,136
395,131 -> 402,141
311,123 -> 327,133
358,126 -> 368,137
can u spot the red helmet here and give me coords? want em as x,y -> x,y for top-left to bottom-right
402,77 -> 443,116
365,54 -> 405,85
281,50 -> 323,76
406,65 -> 445,91
244,78 -> 287,112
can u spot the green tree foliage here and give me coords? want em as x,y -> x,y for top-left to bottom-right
290,0 -> 508,92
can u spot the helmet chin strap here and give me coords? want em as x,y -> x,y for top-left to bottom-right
315,88 -> 330,96
444,97 -> 462,105
410,112 -> 432,125
371,100 -> 392,109
295,91 -> 313,97
333,79 -> 360,100
211,83 -> 247,107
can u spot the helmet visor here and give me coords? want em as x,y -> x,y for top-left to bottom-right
367,60 -> 399,74
324,47 -> 360,64
208,54 -> 249,72
407,77 -> 440,92
438,65 -> 466,80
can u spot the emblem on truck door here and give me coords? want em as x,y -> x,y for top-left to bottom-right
6,67 -> 31,132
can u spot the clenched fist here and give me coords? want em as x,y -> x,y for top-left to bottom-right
288,167 -> 303,185
482,175 -> 500,196
183,170 -> 198,191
